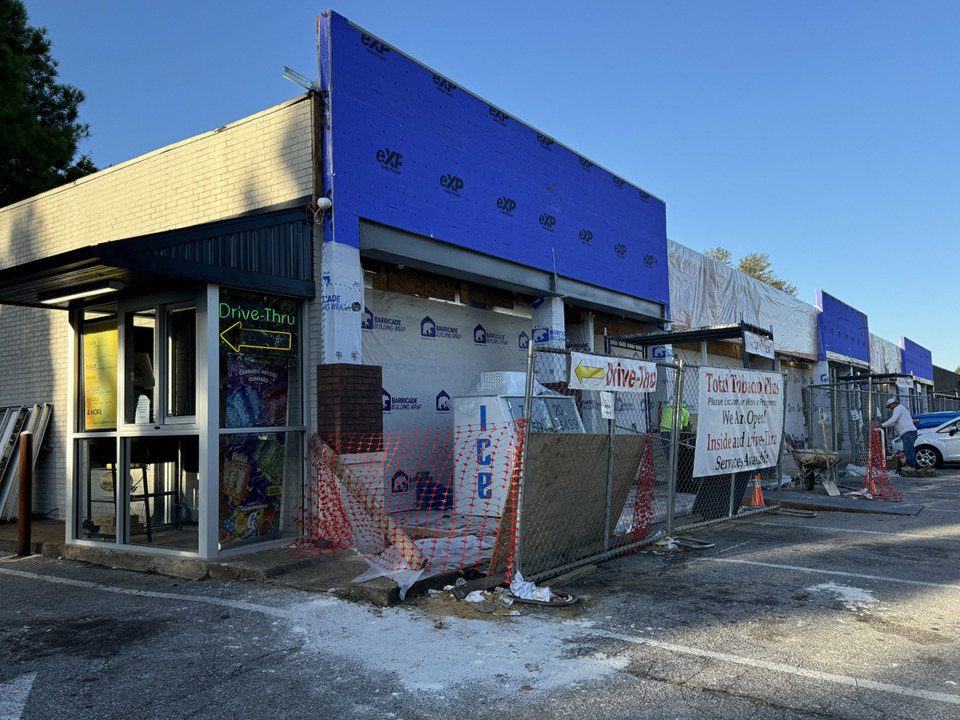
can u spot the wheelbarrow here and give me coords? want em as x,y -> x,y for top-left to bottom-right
790,449 -> 839,493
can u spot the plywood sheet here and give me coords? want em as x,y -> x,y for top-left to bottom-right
519,433 -> 646,576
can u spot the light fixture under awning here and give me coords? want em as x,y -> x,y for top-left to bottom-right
39,281 -> 122,305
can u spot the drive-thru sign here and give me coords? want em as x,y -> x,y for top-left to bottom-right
568,352 -> 658,393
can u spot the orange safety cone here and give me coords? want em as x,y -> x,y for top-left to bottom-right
751,474 -> 765,506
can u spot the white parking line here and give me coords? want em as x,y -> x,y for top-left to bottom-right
0,566 -> 298,617
606,632 -> 960,706
755,521 -> 925,537
0,673 -> 35,720
705,557 -> 960,590
5,566 -> 960,709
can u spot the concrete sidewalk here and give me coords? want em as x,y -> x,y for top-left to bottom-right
0,519 -> 436,606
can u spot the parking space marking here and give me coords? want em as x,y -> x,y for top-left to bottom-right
607,631 -> 960,706
0,673 -> 35,720
755,521 -> 928,537
705,557 -> 960,590
5,564 -> 960,708
0,566 -> 303,617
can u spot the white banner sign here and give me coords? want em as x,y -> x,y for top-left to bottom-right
694,368 -> 785,478
568,352 -> 657,393
743,330 -> 775,359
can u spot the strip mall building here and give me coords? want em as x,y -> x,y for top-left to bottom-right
0,11 -> 944,560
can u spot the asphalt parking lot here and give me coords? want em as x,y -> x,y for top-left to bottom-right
3,466 -> 959,719
510,464 -> 960,717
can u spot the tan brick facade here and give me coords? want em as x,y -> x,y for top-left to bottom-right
0,95 -> 313,265
0,95 -> 315,520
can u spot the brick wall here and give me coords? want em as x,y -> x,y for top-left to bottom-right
0,95 -> 315,520
316,364 -> 383,452
0,95 -> 313,266
0,305 -> 69,516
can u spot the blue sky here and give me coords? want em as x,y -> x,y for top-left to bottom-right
24,1 -> 960,371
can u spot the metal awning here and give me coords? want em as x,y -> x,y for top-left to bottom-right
610,322 -> 773,347
0,202 -> 316,310
608,322 -> 776,369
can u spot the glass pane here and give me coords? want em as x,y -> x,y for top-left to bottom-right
219,432 -> 300,548
127,436 -> 199,551
167,308 -> 196,417
219,289 -> 300,428
81,315 -> 118,431
125,310 -> 156,425
77,437 -> 117,541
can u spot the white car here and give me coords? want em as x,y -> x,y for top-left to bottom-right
892,416 -> 960,468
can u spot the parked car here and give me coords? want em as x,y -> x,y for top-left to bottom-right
892,416 -> 960,468
912,411 -> 960,430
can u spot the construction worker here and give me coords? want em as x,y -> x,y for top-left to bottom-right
660,400 -> 690,438
882,397 -> 918,471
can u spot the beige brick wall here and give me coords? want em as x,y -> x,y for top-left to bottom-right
0,95 -> 314,266
0,305 -> 69,517
0,95 -> 315,521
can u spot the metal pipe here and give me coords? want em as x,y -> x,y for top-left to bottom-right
17,431 -> 33,557
515,338 -> 537,579
665,360 -> 684,537
728,472 -> 737,517
603,391 -> 617,551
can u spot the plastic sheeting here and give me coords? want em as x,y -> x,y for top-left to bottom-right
668,240 -> 819,357
362,290 -> 531,512
870,334 -> 901,374
362,289 -> 530,433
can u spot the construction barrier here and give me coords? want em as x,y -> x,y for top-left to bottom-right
296,347 -> 791,588
296,423 -> 525,577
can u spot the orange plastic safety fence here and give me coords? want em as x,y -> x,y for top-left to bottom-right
292,421 -> 526,576
862,422 -> 902,502
630,434 -> 656,545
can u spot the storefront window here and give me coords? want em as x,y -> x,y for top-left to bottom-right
219,432 -> 294,546
218,289 -> 301,548
167,307 -> 196,418
124,309 -> 156,425
77,437 -> 117,541
75,295 -> 201,551
127,435 -> 199,551
81,315 -> 118,431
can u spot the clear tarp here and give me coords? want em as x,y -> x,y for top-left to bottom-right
870,333 -> 901,374
668,240 -> 818,357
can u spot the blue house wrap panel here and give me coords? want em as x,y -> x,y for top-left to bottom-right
900,337 -> 933,382
816,290 -> 870,364
320,11 -> 669,307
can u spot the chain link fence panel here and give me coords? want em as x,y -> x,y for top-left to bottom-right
516,347 -> 786,583
669,362 -> 784,536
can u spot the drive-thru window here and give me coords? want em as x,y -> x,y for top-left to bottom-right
73,286 -> 305,556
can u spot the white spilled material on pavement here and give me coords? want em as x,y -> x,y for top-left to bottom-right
3,565 -> 960,708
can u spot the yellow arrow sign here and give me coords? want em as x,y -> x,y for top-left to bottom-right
220,322 -> 292,352
575,360 -> 605,383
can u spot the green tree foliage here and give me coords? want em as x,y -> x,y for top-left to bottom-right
0,0 -> 96,207
703,246 -> 732,266
704,246 -> 797,296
